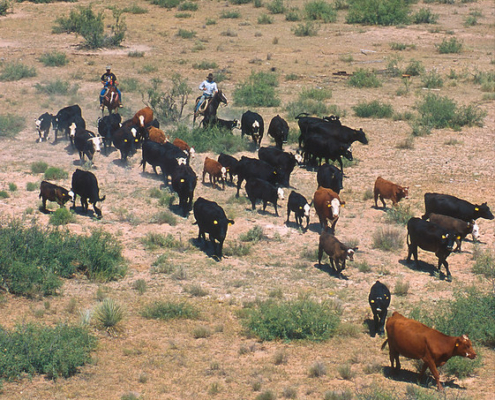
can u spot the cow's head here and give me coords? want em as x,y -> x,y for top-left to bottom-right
303,203 -> 310,218
397,186 -> 409,201
233,119 -> 241,129
277,187 -> 284,201
294,152 -> 304,165
346,248 -> 355,261
177,157 -> 187,166
357,128 -> 368,145
329,198 -> 341,219
469,220 -> 480,241
89,136 -> 102,153
68,190 -> 75,202
69,122 -> 77,138
474,203 -> 494,220
343,147 -> 353,161
252,120 -> 260,133
455,335 -> 476,359
220,167 -> 227,180
440,232 -> 456,252
189,147 -> 196,158
138,115 -> 145,127
131,127 -> 137,138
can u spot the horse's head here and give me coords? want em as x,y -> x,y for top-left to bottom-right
217,90 -> 228,106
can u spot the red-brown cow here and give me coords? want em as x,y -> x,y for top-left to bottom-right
313,187 -> 345,232
132,106 -> 154,128
202,157 -> 226,190
374,176 -> 408,208
382,312 -> 476,391
148,126 -> 167,144
173,138 -> 195,158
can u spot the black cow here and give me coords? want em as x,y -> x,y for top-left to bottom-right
97,113 -> 122,155
303,135 -> 353,171
193,197 -> 234,259
296,113 -> 341,148
74,129 -> 102,163
218,153 -> 239,184
235,156 -> 282,197
317,164 -> 344,194
52,105 -> 82,143
35,112 -> 53,142
113,126 -> 139,162
369,280 -> 391,337
267,115 -> 289,150
258,147 -> 300,187
422,193 -> 494,222
205,117 -> 239,131
141,140 -> 188,184
171,164 -> 197,217
71,169 -> 105,218
39,180 -> 73,212
241,110 -> 264,148
286,190 -> 311,230
406,217 -> 458,279
245,178 -> 284,216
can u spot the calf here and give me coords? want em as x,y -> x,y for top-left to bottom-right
374,177 -> 408,208
148,126 -> 167,144
241,110 -> 264,148
317,164 -> 343,194
173,138 -> 195,159
258,146 -> 301,187
286,190 -> 310,230
171,164 -> 197,217
313,187 -> 345,232
406,217 -> 459,279
236,156 -> 282,197
193,197 -> 234,259
39,181 -> 74,212
382,312 -> 476,391
368,281 -> 391,337
97,113 -> 121,155
207,117 -> 240,131
428,213 -> 479,252
218,153 -> 239,184
74,129 -> 102,163
245,178 -> 284,216
267,115 -> 289,150
71,169 -> 105,218
318,231 -> 357,277
35,112 -> 53,142
202,157 -> 226,189
423,192 -> 494,222
113,126 -> 139,162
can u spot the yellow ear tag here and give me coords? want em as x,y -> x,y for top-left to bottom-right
228,222 -> 232,226
442,235 -> 446,239
124,139 -> 127,143
213,220 -> 218,225
328,204 -> 331,208
457,236 -> 461,240
342,204 -> 345,208
475,207 -> 479,211
135,139 -> 139,143
370,300 -> 375,303
180,179 -> 185,183
274,171 -> 277,174
456,343 -> 459,347
299,206 -> 302,209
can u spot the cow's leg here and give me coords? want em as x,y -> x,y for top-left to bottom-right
421,358 -> 443,391
286,206 -> 291,224
378,311 -> 387,336
374,190 -> 379,208
273,202 -> 279,217
371,313 -> 379,337
317,245 -> 324,266
380,195 -> 386,208
41,197 -> 47,211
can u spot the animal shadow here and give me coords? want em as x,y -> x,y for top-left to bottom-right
284,221 -> 308,233
191,237 -> 221,261
306,222 -> 322,234
70,205 -> 98,219
364,318 -> 378,338
382,366 -> 462,390
399,259 -> 450,281
314,262 -> 348,280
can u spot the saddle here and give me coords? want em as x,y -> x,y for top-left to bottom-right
103,85 -> 119,103
195,96 -> 210,114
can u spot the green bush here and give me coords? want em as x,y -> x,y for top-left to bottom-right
0,323 -> 96,380
266,0 -> 285,14
436,37 -> 463,54
178,1 -> 198,11
0,114 -> 25,138
94,298 -> 125,332
299,87 -> 332,101
0,1 -> 9,16
26,182 -> 38,192
44,167 -> 68,180
292,21 -> 319,36
390,42 -> 407,51
285,8 -> 301,21
385,203 -> 414,225
35,80 -> 79,96
49,208 -> 76,226
473,70 -> 495,92
353,100 -> 393,118
421,69 -> 443,89
233,71 -> 280,107
177,28 -> 196,38
0,62 -> 36,81
31,161 -> 48,174
404,59 -> 425,76
123,3 -> 148,13
149,0 -> 181,8
141,300 -> 199,320
119,77 -> 140,92
285,99 -> 329,119
242,298 -> 340,341
258,13 -> 273,24
39,51 -> 69,67
413,8 -> 438,24
0,191 -> 9,199
192,60 -> 218,70
304,0 -> 337,23
346,0 -> 410,26
472,249 -> 495,279
229,0 -> 251,4
240,226 -> 264,243
348,68 -> 381,88
220,10 -> 241,18
372,226 -> 403,251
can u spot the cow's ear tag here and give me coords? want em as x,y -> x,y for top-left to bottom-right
457,236 -> 461,240
385,296 -> 388,299
342,204 -> 345,208
456,343 -> 459,347
328,204 -> 331,208
442,235 -> 446,239
370,300 -> 375,303
299,206 -> 302,210
213,220 -> 218,225
180,179 -> 185,183
124,139 -> 127,143
475,207 -> 479,211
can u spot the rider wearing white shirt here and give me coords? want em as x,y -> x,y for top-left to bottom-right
196,73 -> 218,112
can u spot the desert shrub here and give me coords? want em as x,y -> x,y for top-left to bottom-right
348,68 -> 381,88
308,361 -> 327,377
148,0 -> 181,8
177,28 -> 196,38
266,0 -> 285,14
141,300 -> 199,320
31,161 -> 48,174
472,249 -> 495,280
404,59 -> 425,76
292,21 -> 319,36
0,62 -> 36,81
390,42 -> 407,50
0,191 -> 9,199
133,279 -> 147,295
300,87 -> 332,101
93,298 -> 125,333
0,114 -> 25,138
353,100 -> 393,118
473,70 -> 495,92
178,1 -> 198,11
258,13 -> 273,24
221,10 -> 241,18
412,8 -> 438,24
234,71 -> 280,107
337,364 -> 355,380
26,182 -> 38,191
193,325 -> 211,338
285,8 -> 301,21
304,0 -> 337,22
223,241 -> 252,257
256,391 -> 276,400
43,166 -> 68,180
436,37 -> 463,54
453,104 -> 487,128
123,3 -> 148,13
385,204 -> 414,225
0,1 -> 9,16
150,210 -> 178,225
141,233 -> 182,250
184,284 -> 209,297
372,226 -> 403,251
35,80 -> 78,96
394,278 -> 409,296
192,60 -> 218,70
346,0 -> 410,26
49,208 -> 76,226
242,297 -> 341,341
127,50 -> 144,57
285,99 -> 330,119
356,260 -> 372,273
421,70 -> 443,89
119,77 -> 139,92
0,323 -> 96,380
240,226 -> 264,243
464,15 -> 477,27
39,51 -> 69,67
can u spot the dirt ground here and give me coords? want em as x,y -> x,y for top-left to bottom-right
0,0 -> 494,399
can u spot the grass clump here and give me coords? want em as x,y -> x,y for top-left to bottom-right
39,51 -> 69,67
353,100 -> 393,119
436,37 -> 463,54
394,278 -> 409,296
0,191 -> 9,199
240,226 -> 264,243
258,13 -> 273,24
178,1 -> 198,11
177,28 -> 196,38
404,59 -> 425,76
26,182 -> 38,192
123,3 -> 148,13
421,69 -> 443,89
141,233 -> 182,250
0,323 -> 96,380
220,10 -> 241,19
133,279 -> 147,295
141,300 -> 199,320
337,364 -> 355,380
0,114 -> 26,138
348,68 -> 381,88
234,71 -> 280,107
412,8 -> 438,24
44,167 -> 68,180
346,0 -> 410,26
192,60 -> 218,70
35,80 -> 78,96
292,21 -> 319,37
304,0 -> 337,23
372,226 -> 403,251
49,208 -> 76,226
472,248 -> 495,280
0,62 -> 36,81
308,361 -> 327,377
300,87 -> 332,101
285,8 -> 301,21
385,204 -> 414,225
94,298 -> 125,333
266,0 -> 285,14
242,297 -> 340,341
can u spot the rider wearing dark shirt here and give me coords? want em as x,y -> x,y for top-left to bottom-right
100,66 -> 123,108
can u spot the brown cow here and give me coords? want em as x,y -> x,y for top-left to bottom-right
428,213 -> 479,252
148,126 -> 167,144
382,312 -> 476,391
39,180 -> 74,212
318,231 -> 357,276
173,138 -> 195,159
374,176 -> 408,208
132,106 -> 154,128
313,187 -> 345,232
202,157 -> 226,190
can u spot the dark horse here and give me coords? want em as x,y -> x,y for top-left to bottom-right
193,90 -> 227,126
101,85 -> 121,116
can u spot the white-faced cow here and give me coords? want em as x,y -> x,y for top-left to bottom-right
52,104 -> 82,143
35,112 -> 53,142
318,231 -> 357,277
286,190 -> 311,231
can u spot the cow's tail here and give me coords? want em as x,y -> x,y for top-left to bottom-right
98,195 -> 106,203
381,339 -> 388,350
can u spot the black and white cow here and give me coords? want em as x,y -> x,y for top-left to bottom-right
245,177 -> 284,216
35,112 -> 53,142
68,114 -> 86,148
241,110 -> 264,148
52,105 -> 82,143
406,217 -> 458,279
193,197 -> 234,259
317,163 -> 344,194
141,140 -> 188,184
73,129 -> 102,163
267,115 -> 289,150
97,113 -> 122,155
235,156 -> 282,197
286,190 -> 311,231
368,280 -> 391,337
218,153 -> 239,184
422,193 -> 494,222
258,147 -> 301,187
71,169 -> 106,218
171,164 -> 197,217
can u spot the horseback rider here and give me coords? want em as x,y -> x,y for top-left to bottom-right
100,66 -> 123,108
195,73 -> 218,112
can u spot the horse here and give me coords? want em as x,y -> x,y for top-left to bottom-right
193,90 -> 228,126
101,85 -> 121,115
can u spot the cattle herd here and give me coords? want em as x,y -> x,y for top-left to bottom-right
34,102 -> 493,391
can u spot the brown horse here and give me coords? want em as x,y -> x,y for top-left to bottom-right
101,85 -> 121,115
193,90 -> 228,126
